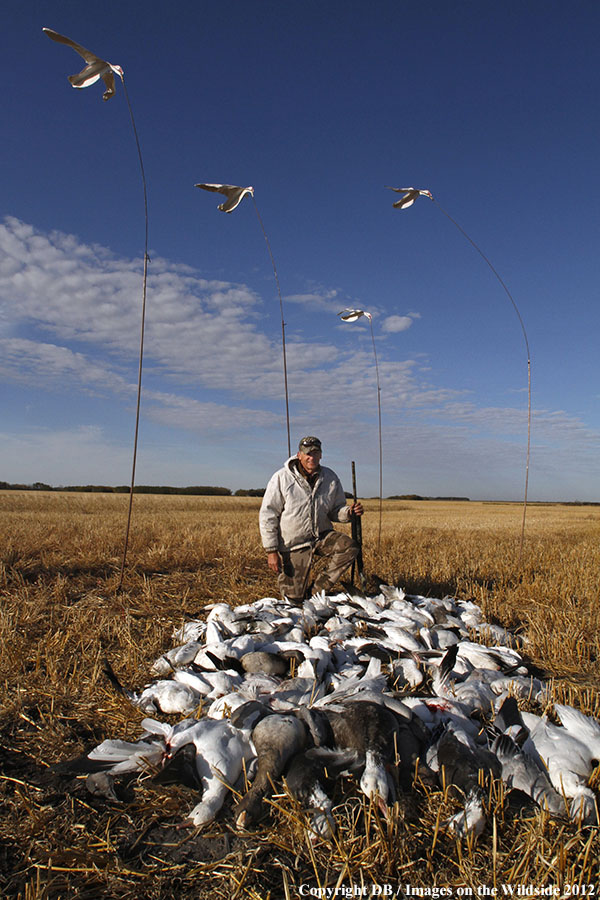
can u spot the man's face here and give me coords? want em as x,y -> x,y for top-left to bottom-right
297,449 -> 322,474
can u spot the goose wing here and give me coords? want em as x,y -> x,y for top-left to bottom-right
43,27 -> 101,65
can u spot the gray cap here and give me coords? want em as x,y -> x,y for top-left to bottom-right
298,435 -> 322,452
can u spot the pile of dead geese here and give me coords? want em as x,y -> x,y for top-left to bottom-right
85,585 -> 600,837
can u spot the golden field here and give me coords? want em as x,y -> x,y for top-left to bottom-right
1,491 -> 600,899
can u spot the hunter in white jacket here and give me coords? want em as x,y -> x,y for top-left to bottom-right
259,436 -> 364,600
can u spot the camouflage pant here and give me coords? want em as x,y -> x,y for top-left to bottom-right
277,530 -> 359,601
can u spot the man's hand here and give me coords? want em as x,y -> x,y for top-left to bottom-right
267,551 -> 281,574
349,502 -> 364,517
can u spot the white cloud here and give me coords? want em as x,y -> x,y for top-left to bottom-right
0,216 -> 278,395
382,315 -> 414,333
1,217 -> 598,499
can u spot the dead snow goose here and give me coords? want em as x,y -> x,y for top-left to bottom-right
102,658 -> 202,715
519,711 -> 599,825
428,724 -> 500,837
284,751 -> 335,839
323,700 -> 424,810
491,732 -> 566,818
173,667 -> 243,700
554,703 -> 600,760
165,718 -> 254,827
235,714 -> 307,828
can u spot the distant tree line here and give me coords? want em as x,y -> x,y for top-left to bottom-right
0,481 -> 232,495
1,482 -> 467,501
387,494 -> 471,501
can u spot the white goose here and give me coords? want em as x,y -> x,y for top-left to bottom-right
520,711 -> 599,825
165,718 -> 255,827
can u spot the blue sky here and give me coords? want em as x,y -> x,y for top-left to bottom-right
1,0 -> 598,500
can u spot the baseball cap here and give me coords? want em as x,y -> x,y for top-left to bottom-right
298,436 -> 322,452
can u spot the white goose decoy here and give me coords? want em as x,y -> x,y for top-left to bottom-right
42,28 -> 123,101
385,186 -> 433,209
195,183 -> 254,213
337,308 -> 372,324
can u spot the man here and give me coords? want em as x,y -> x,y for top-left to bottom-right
259,436 -> 364,601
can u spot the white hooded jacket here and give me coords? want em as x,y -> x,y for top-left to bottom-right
259,456 -> 352,553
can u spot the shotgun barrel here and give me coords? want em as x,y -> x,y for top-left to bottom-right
351,461 -> 365,586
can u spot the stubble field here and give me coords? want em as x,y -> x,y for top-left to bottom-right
1,491 -> 599,899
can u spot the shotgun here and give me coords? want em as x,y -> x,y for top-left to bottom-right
351,461 -> 366,587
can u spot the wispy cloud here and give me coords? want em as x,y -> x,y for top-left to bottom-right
1,217 -> 598,498
143,391 -> 281,433
0,425 -> 132,485
0,337 -> 131,395
284,288 -> 339,310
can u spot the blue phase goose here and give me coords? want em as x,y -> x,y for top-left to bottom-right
235,714 -> 307,828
